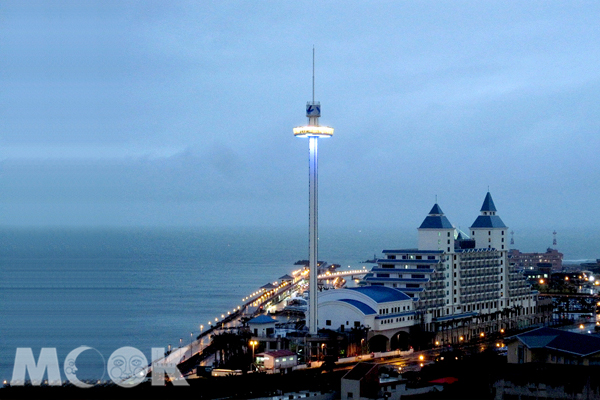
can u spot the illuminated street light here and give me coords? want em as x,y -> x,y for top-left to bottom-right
249,340 -> 258,358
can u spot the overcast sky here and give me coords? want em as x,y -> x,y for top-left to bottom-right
1,1 -> 599,230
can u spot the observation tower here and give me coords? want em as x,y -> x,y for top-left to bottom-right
293,50 -> 334,335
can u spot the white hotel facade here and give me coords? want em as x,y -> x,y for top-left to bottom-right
318,193 -> 539,350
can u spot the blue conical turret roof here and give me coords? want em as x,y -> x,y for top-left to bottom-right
429,203 -> 444,215
471,192 -> 506,228
480,192 -> 497,212
419,203 -> 453,229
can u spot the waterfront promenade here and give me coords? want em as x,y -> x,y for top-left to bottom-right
158,267 -> 369,371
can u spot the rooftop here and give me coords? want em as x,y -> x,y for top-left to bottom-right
480,192 -> 497,212
248,315 -> 277,324
348,286 -> 412,303
471,215 -> 507,228
419,203 -> 454,229
343,362 -> 378,381
258,349 -> 296,358
338,299 -> 377,315
513,327 -> 600,357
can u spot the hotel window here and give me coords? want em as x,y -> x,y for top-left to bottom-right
326,320 -> 331,326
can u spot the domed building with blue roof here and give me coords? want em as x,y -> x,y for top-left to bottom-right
320,192 -> 541,351
317,286 -> 417,351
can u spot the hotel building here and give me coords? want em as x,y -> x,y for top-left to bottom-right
319,192 -> 540,350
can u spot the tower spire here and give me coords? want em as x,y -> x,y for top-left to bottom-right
312,46 -> 315,103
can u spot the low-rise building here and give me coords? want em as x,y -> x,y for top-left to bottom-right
318,286 -> 416,350
248,315 -> 277,337
340,363 -> 443,400
506,327 -> 600,365
509,248 -> 563,271
256,349 -> 297,373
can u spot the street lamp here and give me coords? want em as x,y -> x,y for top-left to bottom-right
249,340 -> 258,359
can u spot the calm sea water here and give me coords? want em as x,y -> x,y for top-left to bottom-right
1,226 -> 598,381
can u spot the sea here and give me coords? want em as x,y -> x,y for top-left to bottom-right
1,226 -> 599,382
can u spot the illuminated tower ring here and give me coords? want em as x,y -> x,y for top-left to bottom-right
294,93 -> 333,335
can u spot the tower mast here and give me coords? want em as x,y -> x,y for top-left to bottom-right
293,49 -> 334,335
